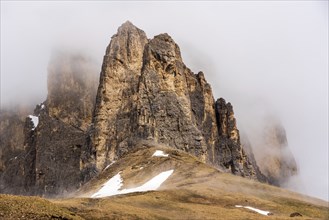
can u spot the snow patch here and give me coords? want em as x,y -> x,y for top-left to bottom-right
28,115 -> 39,130
92,172 -> 123,198
152,150 -> 169,157
104,161 -> 116,170
91,169 -> 174,198
235,205 -> 272,216
41,104 -> 45,109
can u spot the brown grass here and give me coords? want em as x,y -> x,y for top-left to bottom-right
1,146 -> 328,219
0,194 -> 82,220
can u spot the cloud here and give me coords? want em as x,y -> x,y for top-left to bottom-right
1,1 -> 328,201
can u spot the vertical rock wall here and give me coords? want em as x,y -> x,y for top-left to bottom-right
91,21 -> 148,169
252,121 -> 298,185
0,110 -> 27,194
91,22 -> 262,180
1,21 -> 302,196
47,52 -> 98,131
1,52 -> 99,196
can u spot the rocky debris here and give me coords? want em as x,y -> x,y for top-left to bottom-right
47,51 -> 98,131
290,212 -> 302,217
249,118 -> 298,185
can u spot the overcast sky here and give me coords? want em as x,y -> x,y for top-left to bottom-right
1,1 -> 328,201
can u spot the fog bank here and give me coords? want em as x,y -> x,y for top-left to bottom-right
1,1 -> 327,201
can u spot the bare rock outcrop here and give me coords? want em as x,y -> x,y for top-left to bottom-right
0,110 -> 26,194
1,21 -> 290,196
0,52 -> 99,196
254,120 -> 297,185
22,108 -> 86,196
215,98 -> 266,180
47,52 -> 98,131
91,21 -> 148,169
90,22 -> 263,181
135,34 -> 210,162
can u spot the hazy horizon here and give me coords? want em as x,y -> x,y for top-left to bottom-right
1,1 -> 328,201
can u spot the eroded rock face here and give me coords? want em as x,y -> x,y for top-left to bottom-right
0,110 -> 26,194
91,21 -> 148,169
215,98 -> 266,180
1,22 -> 278,196
23,109 -> 86,196
135,34 -> 210,162
91,22 -> 263,181
25,52 -> 99,195
0,52 -> 99,196
253,120 -> 297,185
47,51 -> 98,131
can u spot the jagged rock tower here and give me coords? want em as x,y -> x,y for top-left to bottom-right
249,119 -> 297,185
2,21 -> 299,196
0,52 -> 99,196
90,21 -> 264,180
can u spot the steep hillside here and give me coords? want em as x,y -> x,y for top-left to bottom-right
1,145 -> 328,220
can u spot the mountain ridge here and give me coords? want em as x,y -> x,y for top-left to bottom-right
1,21 -> 296,197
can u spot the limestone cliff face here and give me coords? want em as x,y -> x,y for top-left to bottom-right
47,52 -> 98,131
253,121 -> 297,185
23,107 -> 86,196
1,22 -> 278,196
0,110 -> 26,193
26,52 -> 99,195
91,22 -> 262,180
215,98 -> 265,179
91,21 -> 148,169
0,52 -> 98,196
135,34 -> 210,162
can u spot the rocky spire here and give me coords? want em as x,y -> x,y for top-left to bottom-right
47,51 -> 98,131
1,22 -> 275,196
215,98 -> 265,179
1,52 -> 99,196
253,120 -> 298,185
135,33 -> 208,161
91,22 -> 263,180
91,21 -> 148,169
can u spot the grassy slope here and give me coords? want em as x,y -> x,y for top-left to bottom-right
0,194 -> 82,220
1,146 -> 328,219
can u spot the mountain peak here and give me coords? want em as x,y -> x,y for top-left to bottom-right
116,20 -> 141,34
0,22 -> 298,197
120,20 -> 135,28
91,22 -> 262,182
145,33 -> 182,63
